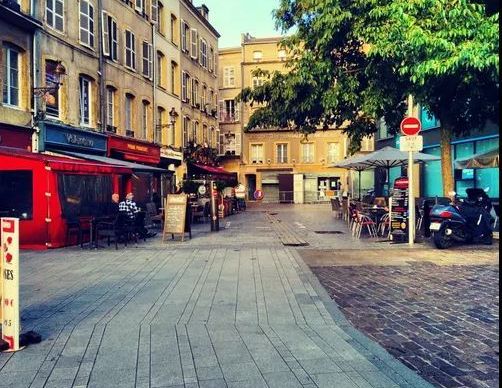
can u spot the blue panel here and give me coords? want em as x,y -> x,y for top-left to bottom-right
420,107 -> 440,130
42,123 -> 107,153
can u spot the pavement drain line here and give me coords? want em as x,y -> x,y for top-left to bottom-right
313,231 -> 344,234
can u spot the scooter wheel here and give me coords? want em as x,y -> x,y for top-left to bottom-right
433,228 -> 454,249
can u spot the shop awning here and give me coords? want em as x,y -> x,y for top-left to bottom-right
192,163 -> 235,176
0,147 -> 131,174
60,151 -> 167,173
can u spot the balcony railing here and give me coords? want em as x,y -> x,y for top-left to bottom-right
219,113 -> 239,123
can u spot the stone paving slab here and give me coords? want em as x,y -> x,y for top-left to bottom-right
0,207 -> 434,388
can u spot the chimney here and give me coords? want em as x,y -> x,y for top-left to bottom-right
197,4 -> 209,20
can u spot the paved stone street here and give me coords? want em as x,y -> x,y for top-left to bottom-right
0,205 -> 433,388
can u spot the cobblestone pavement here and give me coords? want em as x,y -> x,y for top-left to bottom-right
0,207 -> 433,388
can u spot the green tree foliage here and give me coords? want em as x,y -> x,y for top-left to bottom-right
239,0 -> 499,194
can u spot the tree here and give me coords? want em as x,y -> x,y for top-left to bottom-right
239,0 -> 499,195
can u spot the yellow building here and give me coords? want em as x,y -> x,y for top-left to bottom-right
0,1 -> 41,151
179,0 -> 220,180
219,34 -> 373,203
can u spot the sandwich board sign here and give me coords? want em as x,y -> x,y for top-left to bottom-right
162,195 -> 189,242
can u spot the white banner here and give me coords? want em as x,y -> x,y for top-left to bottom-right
399,135 -> 424,152
1,218 -> 20,352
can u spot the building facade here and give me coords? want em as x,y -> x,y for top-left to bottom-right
219,34 -> 372,203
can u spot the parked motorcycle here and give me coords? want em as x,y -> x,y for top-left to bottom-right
429,188 -> 494,249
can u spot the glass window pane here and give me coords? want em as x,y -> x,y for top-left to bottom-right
423,147 -> 443,197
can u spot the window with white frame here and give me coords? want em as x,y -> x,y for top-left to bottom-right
142,41 -> 152,78
252,76 -> 264,88
181,21 -> 189,52
327,142 -> 340,163
223,66 -> 235,88
125,30 -> 136,70
79,1 -> 94,48
278,49 -> 287,61
79,76 -> 91,125
302,143 -> 314,163
141,100 -> 149,140
201,85 -> 206,109
200,39 -> 207,68
105,86 -> 115,130
46,0 -> 64,31
192,121 -> 199,143
190,28 -> 198,59
156,107 -> 165,144
209,46 -> 214,72
251,144 -> 264,164
181,71 -> 190,102
191,79 -> 199,107
45,60 -> 60,117
125,94 -> 134,136
135,0 -> 144,13
202,124 -> 208,144
219,99 -> 238,122
102,12 -> 118,61
170,14 -> 178,44
253,50 -> 263,61
151,0 -> 158,23
276,143 -> 288,164
171,61 -> 178,95
2,46 -> 20,107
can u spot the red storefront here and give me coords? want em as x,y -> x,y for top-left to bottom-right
0,124 -> 32,151
107,135 -> 164,204
0,147 -> 131,249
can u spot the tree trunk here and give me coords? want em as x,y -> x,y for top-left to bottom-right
440,125 -> 455,196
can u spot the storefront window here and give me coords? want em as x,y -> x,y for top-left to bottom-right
58,174 -> 112,219
423,147 -> 443,197
455,142 -> 475,197
0,171 -> 33,219
475,138 -> 499,198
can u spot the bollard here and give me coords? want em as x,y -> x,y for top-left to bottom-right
210,181 -> 219,232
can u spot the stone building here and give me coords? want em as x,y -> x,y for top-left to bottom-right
219,34 -> 373,203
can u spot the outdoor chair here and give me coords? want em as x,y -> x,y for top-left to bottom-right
65,217 -> 80,246
134,211 -> 147,242
378,213 -> 391,237
354,209 -> 377,239
95,213 -> 130,250
330,198 -> 343,219
341,198 -> 349,223
145,202 -> 163,228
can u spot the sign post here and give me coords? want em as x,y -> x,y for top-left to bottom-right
1,218 -> 21,352
399,117 -> 423,246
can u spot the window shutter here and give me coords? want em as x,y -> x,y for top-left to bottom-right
218,100 -> 224,121
181,21 -> 186,51
148,43 -> 153,79
190,28 -> 198,59
219,132 -> 225,155
199,38 -> 203,66
235,132 -> 242,155
234,101 -> 240,121
142,41 -> 149,76
111,19 -> 118,61
102,12 -> 110,56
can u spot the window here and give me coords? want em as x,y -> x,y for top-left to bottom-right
170,14 -> 178,45
125,93 -> 134,136
252,76 -> 264,88
182,116 -> 190,145
251,144 -> 264,164
190,28 -> 198,59
202,124 -> 208,144
0,171 -> 33,220
2,46 -> 20,106
219,99 -> 239,122
181,21 -> 189,52
171,61 -> 178,95
141,100 -> 149,140
192,121 -> 199,143
45,60 -> 60,117
181,71 -> 190,102
157,51 -> 164,87
209,46 -> 214,72
46,0 -> 64,31
201,85 -> 207,109
200,38 -> 207,68
327,143 -> 340,163
276,143 -> 288,164
192,79 -> 199,107
102,13 -> 118,61
253,50 -> 263,61
125,30 -> 136,70
79,1 -> 94,48
157,2 -> 164,34
420,106 -> 440,130
105,86 -> 115,130
142,41 -> 153,78
135,0 -> 143,13
278,49 -> 287,61
302,143 -> 314,163
156,107 -> 165,144
151,0 -> 158,23
223,66 -> 235,87
79,76 -> 91,125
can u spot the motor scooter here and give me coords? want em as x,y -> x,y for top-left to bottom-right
429,188 -> 494,249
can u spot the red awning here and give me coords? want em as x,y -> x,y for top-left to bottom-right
193,163 -> 235,176
0,147 -> 132,175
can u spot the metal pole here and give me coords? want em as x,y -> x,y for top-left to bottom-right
358,170 -> 362,200
210,180 -> 219,232
408,151 -> 415,246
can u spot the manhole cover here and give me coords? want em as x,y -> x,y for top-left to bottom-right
314,231 -> 344,234
269,212 -> 278,215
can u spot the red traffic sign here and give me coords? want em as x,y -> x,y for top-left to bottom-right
400,117 -> 422,136
254,189 -> 264,201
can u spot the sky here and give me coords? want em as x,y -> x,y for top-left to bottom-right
199,0 -> 286,48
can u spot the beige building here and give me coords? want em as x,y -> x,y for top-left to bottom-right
179,1 -> 220,158
219,34 -> 373,203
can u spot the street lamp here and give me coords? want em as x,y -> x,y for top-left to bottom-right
33,61 -> 66,99
168,107 -> 178,146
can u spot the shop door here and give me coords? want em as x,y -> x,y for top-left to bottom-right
246,174 -> 256,200
262,184 -> 279,203
278,174 -> 294,203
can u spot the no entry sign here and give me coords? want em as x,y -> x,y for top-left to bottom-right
254,189 -> 264,201
400,117 -> 422,136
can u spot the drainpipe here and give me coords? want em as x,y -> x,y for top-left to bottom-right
152,23 -> 157,144
97,0 -> 105,132
31,2 -> 40,153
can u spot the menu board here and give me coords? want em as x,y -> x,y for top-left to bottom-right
163,195 -> 188,241
390,177 -> 409,243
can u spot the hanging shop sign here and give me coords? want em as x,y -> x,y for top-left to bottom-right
108,135 -> 160,165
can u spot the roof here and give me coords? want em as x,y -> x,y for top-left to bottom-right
0,147 -> 132,175
181,0 -> 220,38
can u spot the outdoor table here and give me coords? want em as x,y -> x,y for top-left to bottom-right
366,206 -> 388,226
